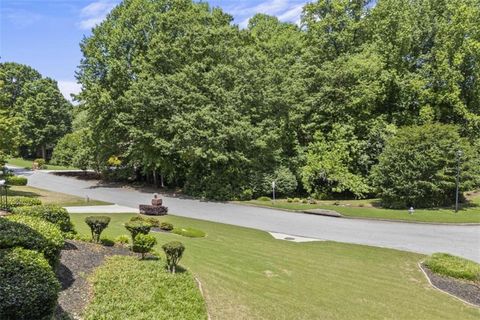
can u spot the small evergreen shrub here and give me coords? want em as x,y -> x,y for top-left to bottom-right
287,198 -> 293,203
0,248 -> 60,320
85,216 -> 111,243
293,198 -> 300,203
1,215 -> 64,266
424,253 -> 480,282
115,235 -> 130,245
257,196 -> 271,201
34,158 -> 46,169
6,196 -> 42,209
125,221 -> 152,242
129,215 -> 159,227
301,199 -> 308,204
13,205 -> 74,233
132,234 -> 157,259
239,189 -> 253,201
160,222 -> 174,231
162,241 -> 185,274
6,175 -> 28,186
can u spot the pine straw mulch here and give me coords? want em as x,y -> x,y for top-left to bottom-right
421,263 -> 480,307
54,240 -> 133,320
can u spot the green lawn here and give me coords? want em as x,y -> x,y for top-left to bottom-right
70,212 -> 480,320
6,157 -> 77,170
84,256 -> 207,320
241,196 -> 480,223
9,186 -> 111,207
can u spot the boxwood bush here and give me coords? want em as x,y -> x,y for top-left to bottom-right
162,241 -> 185,274
0,215 -> 64,266
13,205 -> 75,234
6,196 -> 42,209
129,215 -> 159,227
5,175 -> 28,186
125,221 -> 152,241
85,216 -> 111,243
160,222 -> 174,231
132,234 -> 157,259
0,247 -> 60,320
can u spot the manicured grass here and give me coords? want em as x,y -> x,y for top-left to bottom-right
8,186 -> 111,207
70,212 -> 480,319
6,157 -> 77,170
424,253 -> 480,282
84,256 -> 207,320
241,197 -> 480,223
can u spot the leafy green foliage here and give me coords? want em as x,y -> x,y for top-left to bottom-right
85,216 -> 111,243
1,215 -> 64,266
5,196 -> 42,209
125,220 -> 152,242
115,234 -> 130,245
425,253 -> 480,282
257,196 -> 271,201
13,205 -> 74,234
371,124 -> 480,208
162,241 -> 186,274
5,175 -> 27,186
84,256 -> 207,319
160,222 -> 174,231
260,166 -> 297,197
132,233 -> 157,259
129,215 -> 160,227
0,248 -> 60,320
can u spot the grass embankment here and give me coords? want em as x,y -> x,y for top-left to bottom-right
6,157 -> 76,170
242,194 -> 480,223
70,212 -> 479,319
84,256 -> 207,320
9,186 -> 111,207
425,253 -> 480,282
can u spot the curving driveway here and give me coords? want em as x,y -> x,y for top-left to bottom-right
11,167 -> 480,262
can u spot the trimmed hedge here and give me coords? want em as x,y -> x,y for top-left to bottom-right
13,205 -> 75,234
125,221 -> 152,241
6,196 -> 42,209
424,253 -> 480,282
0,215 -> 64,266
5,176 -> 28,186
162,241 -> 185,274
0,247 -> 60,320
132,234 -> 157,259
85,216 -> 111,243
160,222 -> 174,231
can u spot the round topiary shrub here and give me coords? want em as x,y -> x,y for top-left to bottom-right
125,221 -> 152,242
5,175 -> 28,186
0,247 -> 60,320
85,216 -> 111,243
160,222 -> 174,231
132,234 -> 157,259
13,205 -> 74,234
162,241 -> 185,274
6,196 -> 42,209
257,196 -> 271,201
0,215 -> 64,266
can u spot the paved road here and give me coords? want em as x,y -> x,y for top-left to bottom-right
13,167 -> 480,262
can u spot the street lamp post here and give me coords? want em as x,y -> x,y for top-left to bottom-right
455,150 -> 463,213
272,181 -> 276,202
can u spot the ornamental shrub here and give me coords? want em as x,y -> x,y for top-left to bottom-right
0,248 -> 60,320
162,241 -> 185,274
125,221 -> 152,242
5,175 -> 28,186
260,166 -> 298,197
34,158 -> 46,169
239,188 -> 253,201
115,235 -> 130,245
257,196 -> 270,201
160,222 -> 174,231
371,124 -> 480,208
132,234 -> 157,259
13,205 -> 74,233
5,196 -> 42,209
129,215 -> 159,227
1,215 -> 64,266
85,216 -> 111,243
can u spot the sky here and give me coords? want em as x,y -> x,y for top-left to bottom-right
0,0 -> 308,101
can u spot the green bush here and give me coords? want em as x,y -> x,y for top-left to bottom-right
100,238 -> 115,247
424,253 -> 480,282
5,175 -> 28,186
125,221 -> 152,241
5,196 -> 42,209
85,216 -> 111,243
13,205 -> 74,233
0,248 -> 60,320
371,124 -> 480,208
260,166 -> 298,197
34,158 -> 46,169
129,215 -> 159,227
301,199 -> 308,204
1,215 -> 64,266
257,196 -> 271,201
172,227 -> 206,238
287,198 -> 293,203
115,235 -> 130,245
293,197 -> 300,203
162,241 -> 185,274
160,222 -> 174,231
239,189 -> 253,201
132,234 -> 157,259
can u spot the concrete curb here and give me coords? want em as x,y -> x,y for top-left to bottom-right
418,261 -> 479,308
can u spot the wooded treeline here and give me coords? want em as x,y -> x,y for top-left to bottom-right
3,0 -> 479,204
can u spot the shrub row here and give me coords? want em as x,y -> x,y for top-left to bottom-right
5,176 -> 28,186
13,205 -> 74,234
6,196 -> 42,209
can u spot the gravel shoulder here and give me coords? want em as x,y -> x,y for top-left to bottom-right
55,240 -> 132,319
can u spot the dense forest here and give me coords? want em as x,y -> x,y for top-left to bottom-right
1,0 -> 479,206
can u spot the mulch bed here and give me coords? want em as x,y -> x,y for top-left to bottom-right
55,240 -> 132,319
421,264 -> 480,307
